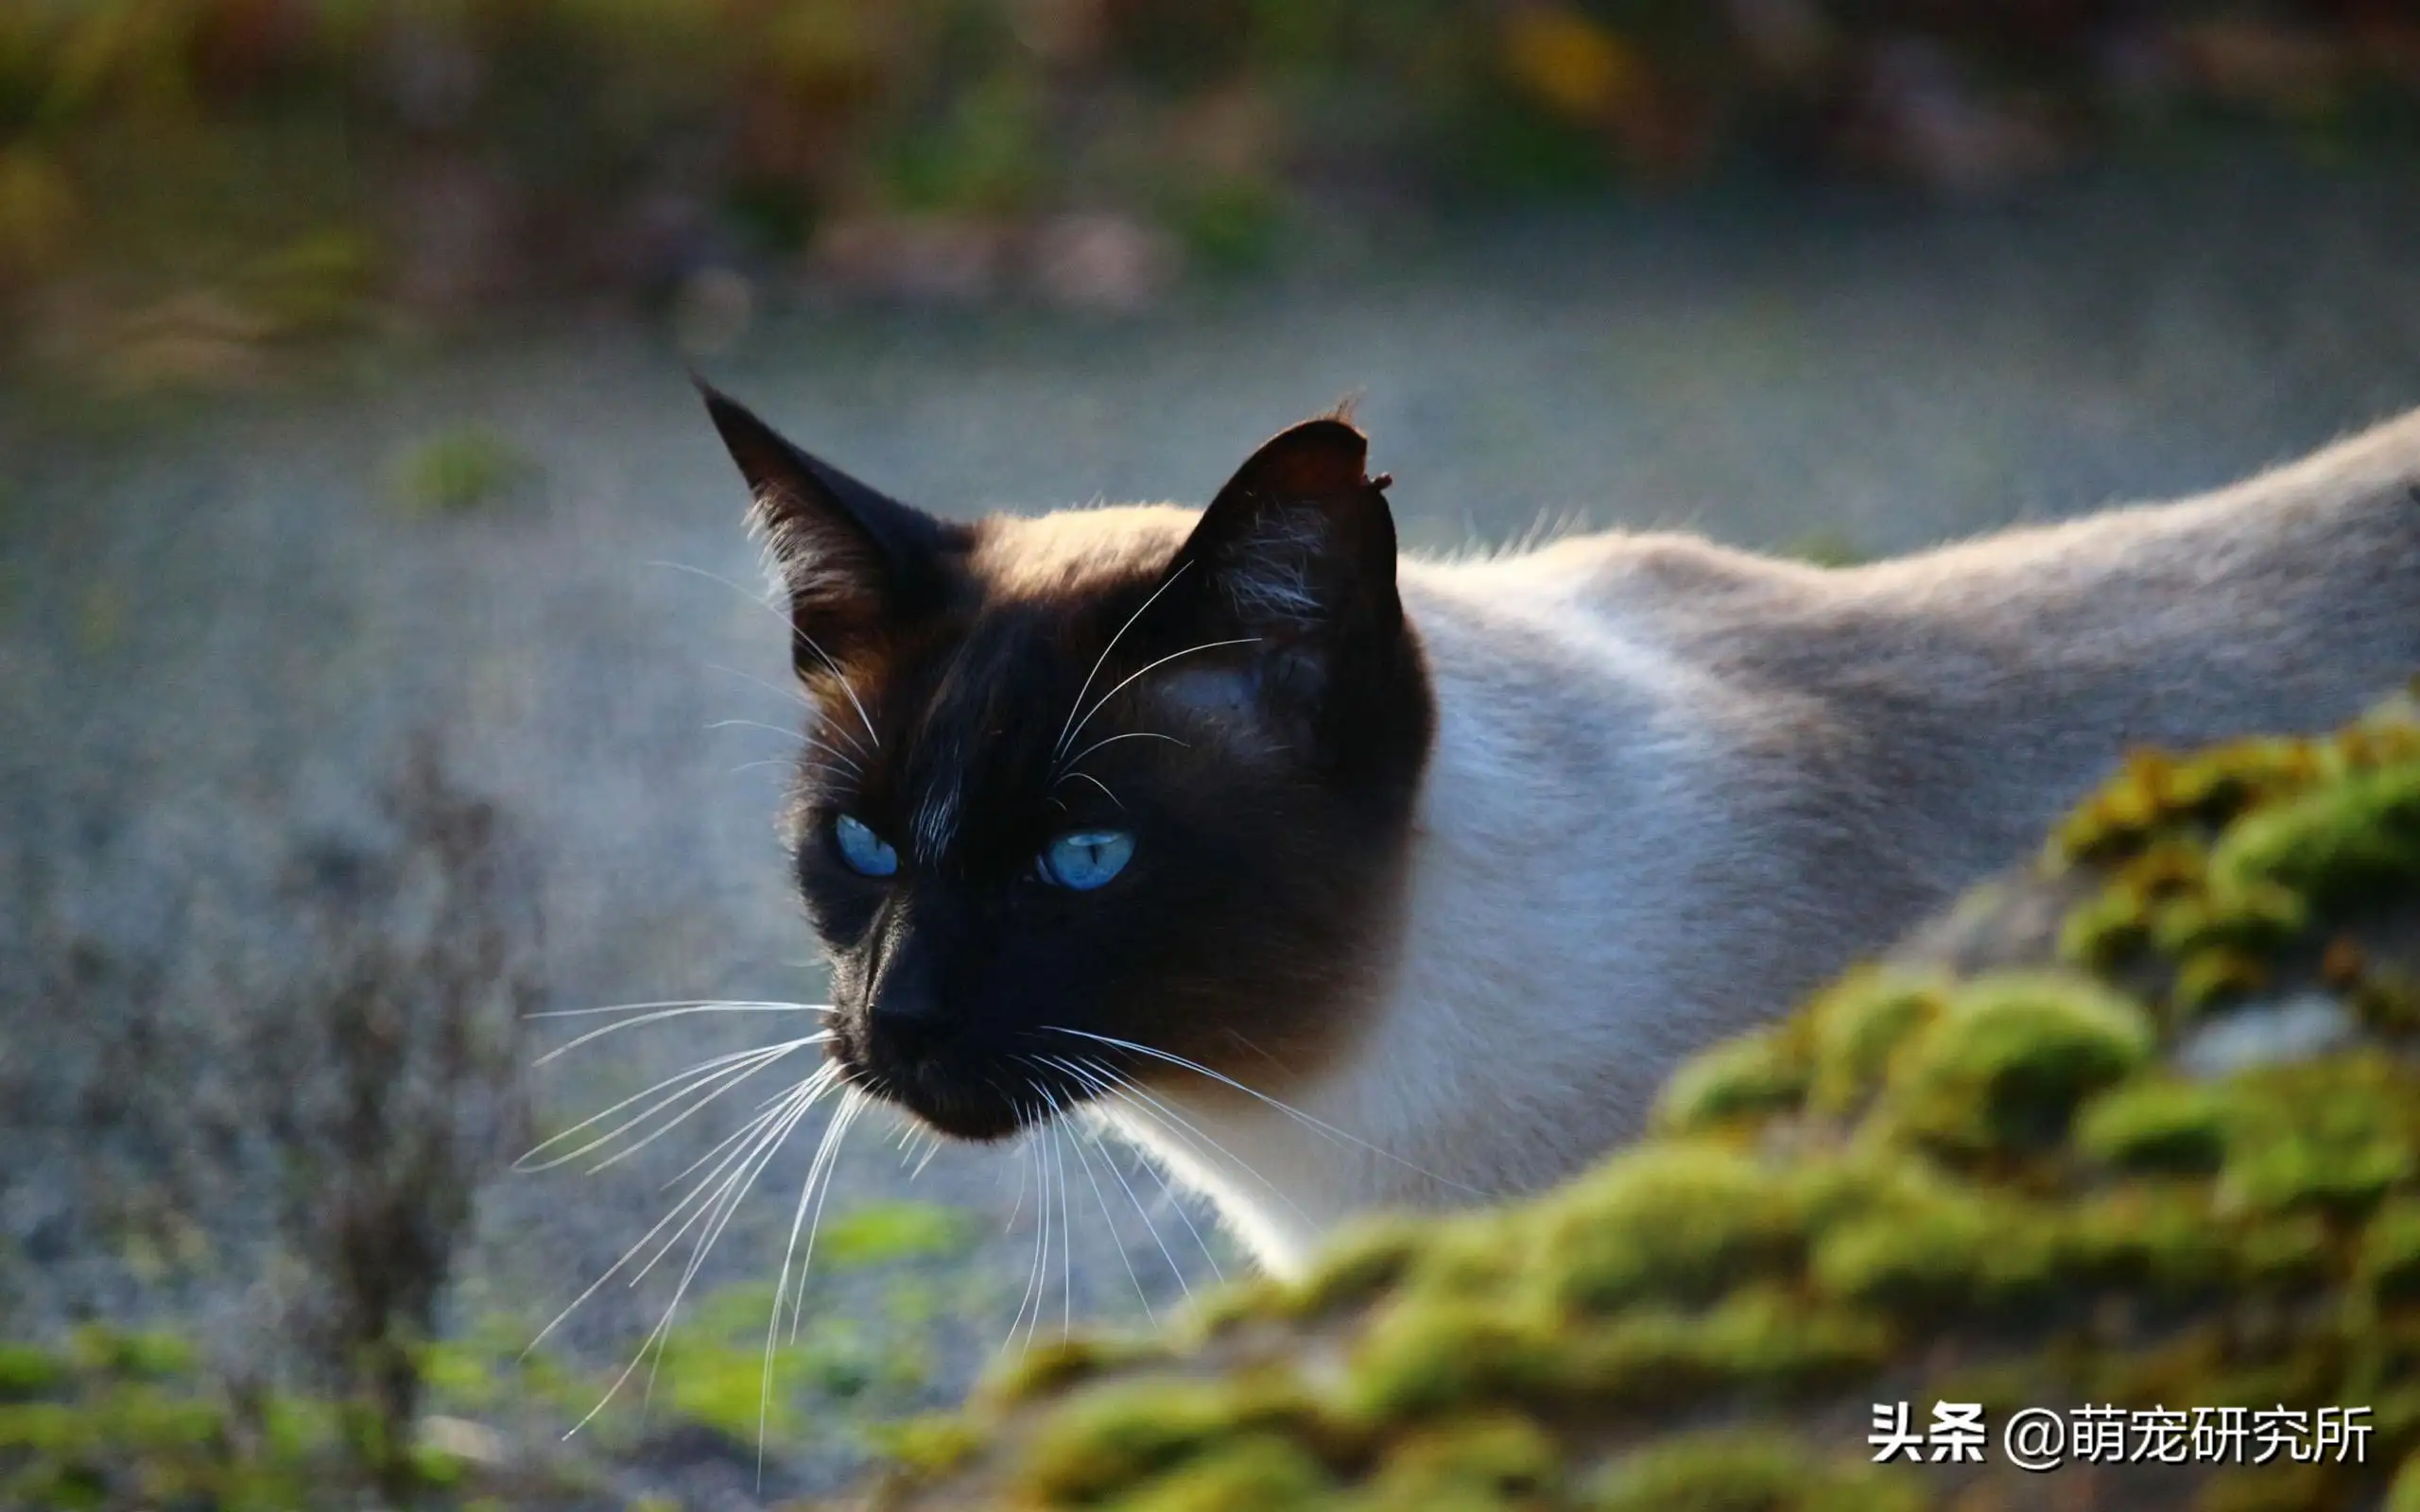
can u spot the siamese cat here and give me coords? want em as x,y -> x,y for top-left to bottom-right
701,386 -> 2420,1276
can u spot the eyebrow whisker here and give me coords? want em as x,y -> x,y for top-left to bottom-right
1054,559 -> 1194,763
1055,637 -> 1259,779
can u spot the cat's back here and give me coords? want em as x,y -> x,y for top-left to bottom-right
1398,528 -> 1833,707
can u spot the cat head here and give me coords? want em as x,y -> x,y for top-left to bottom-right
703,386 -> 1434,1141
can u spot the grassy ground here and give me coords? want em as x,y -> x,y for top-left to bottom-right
5,150 -> 2420,1506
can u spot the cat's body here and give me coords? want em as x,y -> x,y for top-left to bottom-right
703,390 -> 2420,1277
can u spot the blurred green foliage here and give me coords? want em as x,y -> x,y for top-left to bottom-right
390,422 -> 533,515
820,1199 -> 977,1269
0,1195 -> 987,1510
0,1325 -> 340,1511
1774,525 -> 1865,568
0,0 -> 2411,378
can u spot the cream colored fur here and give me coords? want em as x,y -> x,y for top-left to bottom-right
1105,407 -> 2420,1274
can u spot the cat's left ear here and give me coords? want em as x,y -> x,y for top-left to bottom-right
1170,416 -> 1404,652
699,381 -> 959,679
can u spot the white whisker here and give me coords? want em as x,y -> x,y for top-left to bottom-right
666,552 -> 878,755
532,1003 -> 831,1065
532,1067 -> 834,1424
759,1087 -> 866,1484
658,1064 -> 840,1192
615,1078 -> 833,1430
709,717 -> 810,741
1043,1056 -> 1202,1300
1043,1081 -> 1157,1327
705,661 -> 821,719
1051,1120 -> 1074,1341
1053,559 -> 1193,762
1044,1025 -> 1478,1194
1058,771 -> 1123,810
1056,637 -> 1260,777
629,1074 -> 835,1288
782,1090 -> 867,1345
1005,1099 -> 1054,1356
1101,1076 -> 1320,1228
707,658 -> 875,760
515,1038 -> 820,1173
530,999 -> 836,1021
649,558 -> 786,613
709,719 -> 864,775
582,1042 -> 824,1177
1058,730 -> 1189,777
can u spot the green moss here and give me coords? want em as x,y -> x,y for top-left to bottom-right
1647,1287 -> 1893,1397
871,1412 -> 986,1477
2194,1462 -> 2341,1512
1540,1288 -> 1893,1411
2172,946 -> 2274,1013
2233,1210 -> 2332,1290
2389,1447 -> 2420,1512
1408,1219 -> 1530,1299
2212,759 -> 2420,914
1652,1027 -> 1809,1133
1018,1377 -> 1330,1505
1882,971 -> 2154,1155
2059,1188 -> 2230,1297
2048,739 -> 2309,868
1284,1220 -> 1427,1319
1109,1431 -> 1332,1512
2058,882 -> 2155,971
1361,1412 -> 1564,1509
1189,1277 -> 1293,1339
1343,1299 -> 1562,1421
987,1335 -> 1164,1406
1585,1430 -> 1928,1512
2075,1078 -> 2234,1173
1806,971 -> 1943,1114
1536,1145 -> 1806,1314
1810,1192 -> 2053,1314
2347,958 -> 2420,1038
2149,884 -> 2307,961
2219,1056 -> 2417,1217
2364,1201 -> 2420,1306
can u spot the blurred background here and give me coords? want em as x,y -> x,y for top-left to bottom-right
4,2 -> 2420,1507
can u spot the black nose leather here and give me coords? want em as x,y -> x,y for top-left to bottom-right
870,992 -> 955,1063
866,929 -> 958,1063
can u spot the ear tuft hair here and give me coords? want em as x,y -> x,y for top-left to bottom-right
1168,416 -> 1398,642
698,382 -> 963,678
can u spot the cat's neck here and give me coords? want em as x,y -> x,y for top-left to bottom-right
1111,408 -> 2420,1275
1102,557 -> 1754,1268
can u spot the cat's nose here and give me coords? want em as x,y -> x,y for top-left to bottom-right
870,985 -> 955,1062
866,939 -> 959,1064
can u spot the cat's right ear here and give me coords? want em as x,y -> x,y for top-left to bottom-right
700,382 -> 959,679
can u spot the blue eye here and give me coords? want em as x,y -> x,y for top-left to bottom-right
832,815 -> 899,878
1037,830 -> 1134,890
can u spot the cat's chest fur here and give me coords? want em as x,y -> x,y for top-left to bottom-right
1104,413 -> 2420,1274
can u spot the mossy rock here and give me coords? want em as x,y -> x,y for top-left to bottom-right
878,693 -> 2420,1509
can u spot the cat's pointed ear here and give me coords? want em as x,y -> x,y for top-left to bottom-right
1170,416 -> 1404,648
700,381 -> 958,678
